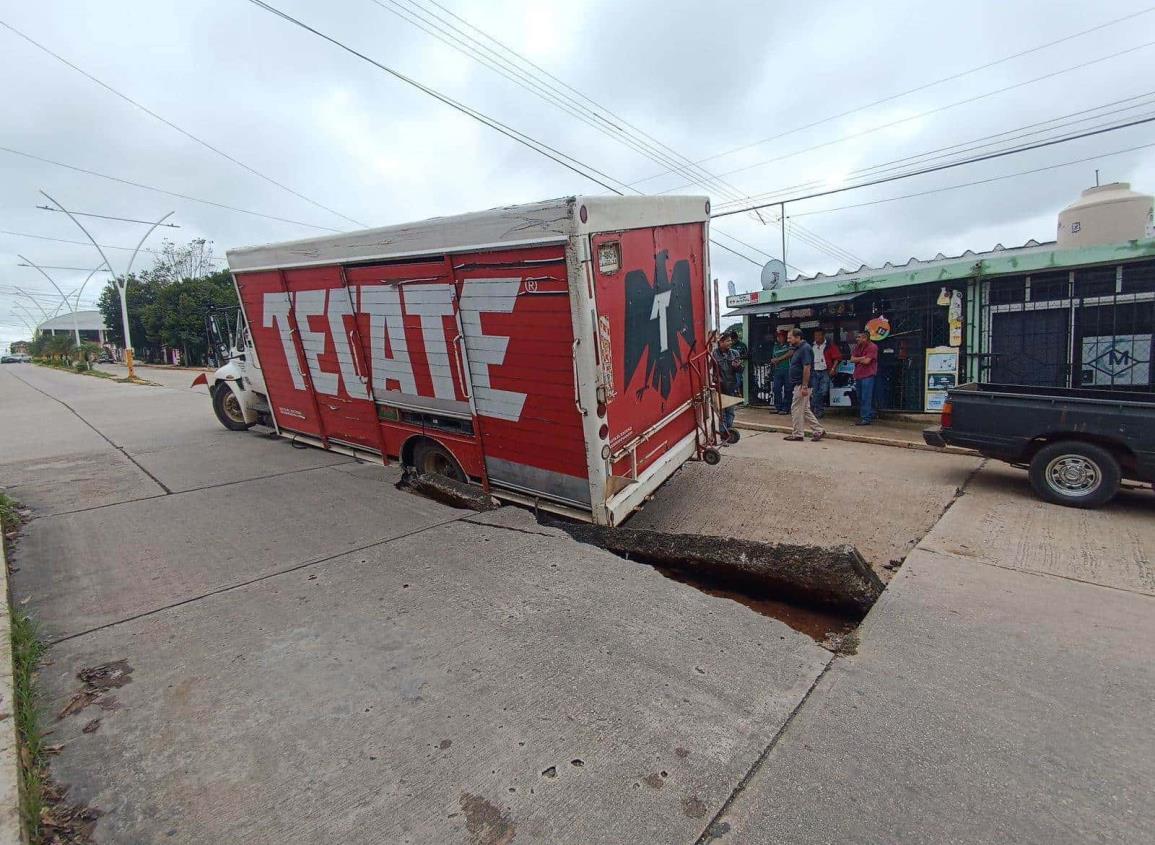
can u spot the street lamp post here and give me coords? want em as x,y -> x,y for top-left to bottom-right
38,191 -> 174,380
18,253 -> 85,346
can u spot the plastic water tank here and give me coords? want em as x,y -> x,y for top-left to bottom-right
1057,182 -> 1154,248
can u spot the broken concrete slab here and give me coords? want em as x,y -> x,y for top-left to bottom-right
630,434 -> 982,579
556,522 -> 883,615
39,518 -> 832,845
400,470 -> 501,512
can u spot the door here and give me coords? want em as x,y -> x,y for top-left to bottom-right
235,267 -> 381,449
591,223 -> 706,480
989,309 -> 1069,387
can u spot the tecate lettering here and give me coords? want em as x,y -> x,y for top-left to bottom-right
262,279 -> 527,422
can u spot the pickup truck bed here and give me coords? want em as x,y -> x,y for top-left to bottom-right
924,382 -> 1155,508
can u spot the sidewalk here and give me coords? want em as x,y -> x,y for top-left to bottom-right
701,463 -> 1155,844
734,406 -> 976,455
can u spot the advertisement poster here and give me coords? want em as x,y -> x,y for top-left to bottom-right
925,346 -> 959,412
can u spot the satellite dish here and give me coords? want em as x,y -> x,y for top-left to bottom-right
761,259 -> 786,290
726,280 -> 737,297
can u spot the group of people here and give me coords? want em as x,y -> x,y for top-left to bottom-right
714,327 -> 879,443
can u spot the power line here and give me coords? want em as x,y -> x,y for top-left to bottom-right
788,139 -> 1155,218
245,0 -> 630,194
0,228 -> 228,262
664,39 -> 1155,193
711,113 -> 1155,218
0,18 -> 368,229
713,91 -> 1155,210
632,5 -> 1155,184
365,0 -> 861,266
244,2 -> 855,271
0,145 -> 346,231
376,0 -> 748,206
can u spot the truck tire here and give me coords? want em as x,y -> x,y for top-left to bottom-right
1028,441 -> 1120,508
213,382 -> 254,431
411,440 -> 466,482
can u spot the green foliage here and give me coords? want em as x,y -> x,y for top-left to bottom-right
96,239 -> 236,364
10,610 -> 46,841
26,333 -> 77,362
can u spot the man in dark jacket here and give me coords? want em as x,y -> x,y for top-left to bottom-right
713,332 -> 742,441
784,328 -> 826,442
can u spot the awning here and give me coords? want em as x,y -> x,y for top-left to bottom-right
725,291 -> 860,318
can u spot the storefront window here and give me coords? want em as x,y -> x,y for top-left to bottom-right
1122,260 -> 1155,294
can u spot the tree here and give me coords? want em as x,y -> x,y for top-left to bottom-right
140,270 -> 237,364
96,239 -> 236,364
149,238 -> 218,284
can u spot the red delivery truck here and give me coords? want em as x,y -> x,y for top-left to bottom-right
201,195 -> 721,525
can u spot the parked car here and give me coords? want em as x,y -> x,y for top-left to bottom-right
924,382 -> 1155,508
1,354 -> 30,363
96,352 -> 115,364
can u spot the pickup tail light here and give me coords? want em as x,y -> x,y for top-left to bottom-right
940,400 -> 953,429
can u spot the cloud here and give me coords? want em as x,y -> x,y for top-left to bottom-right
2,0 -> 1154,347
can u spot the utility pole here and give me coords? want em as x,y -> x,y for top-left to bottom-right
38,191 -> 175,380
779,202 -> 788,274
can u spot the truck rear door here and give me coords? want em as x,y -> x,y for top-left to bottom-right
590,222 -> 707,480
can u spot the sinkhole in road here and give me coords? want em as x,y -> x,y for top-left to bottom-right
543,519 -> 881,647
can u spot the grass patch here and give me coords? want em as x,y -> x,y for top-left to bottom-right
0,493 -> 19,536
10,611 -> 47,840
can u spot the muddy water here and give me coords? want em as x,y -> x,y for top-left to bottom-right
654,566 -> 858,644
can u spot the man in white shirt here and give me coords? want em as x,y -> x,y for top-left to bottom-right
810,328 -> 837,419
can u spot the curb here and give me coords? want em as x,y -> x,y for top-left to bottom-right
0,532 -> 24,844
735,419 -> 980,457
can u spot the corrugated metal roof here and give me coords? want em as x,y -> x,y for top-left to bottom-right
783,239 -> 1052,287
725,236 -> 1155,311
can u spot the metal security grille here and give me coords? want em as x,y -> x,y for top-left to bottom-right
975,258 -> 1155,391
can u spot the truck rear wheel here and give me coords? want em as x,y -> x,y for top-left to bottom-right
411,440 -> 466,482
1028,441 -> 1120,508
213,382 -> 254,431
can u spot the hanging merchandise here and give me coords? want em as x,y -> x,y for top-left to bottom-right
937,287 -> 951,306
866,315 -> 891,341
948,289 -> 964,347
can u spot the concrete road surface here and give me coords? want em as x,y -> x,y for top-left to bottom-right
3,364 -> 1153,844
1,365 -> 831,844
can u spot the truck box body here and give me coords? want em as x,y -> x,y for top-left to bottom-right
226,196 -> 715,525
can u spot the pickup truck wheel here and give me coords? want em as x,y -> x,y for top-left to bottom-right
411,441 -> 466,483
213,383 -> 254,431
1029,441 -> 1120,508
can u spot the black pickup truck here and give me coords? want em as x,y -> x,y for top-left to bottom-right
924,383 -> 1155,508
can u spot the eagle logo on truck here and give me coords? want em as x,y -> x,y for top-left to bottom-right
624,250 -> 696,400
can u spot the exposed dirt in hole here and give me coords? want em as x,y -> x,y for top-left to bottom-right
654,566 -> 858,645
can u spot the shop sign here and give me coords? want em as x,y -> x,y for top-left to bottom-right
778,307 -> 814,319
726,291 -> 761,307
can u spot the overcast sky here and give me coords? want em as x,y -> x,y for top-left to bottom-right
3,0 -> 1154,349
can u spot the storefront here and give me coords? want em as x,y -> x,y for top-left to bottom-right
727,237 -> 1155,414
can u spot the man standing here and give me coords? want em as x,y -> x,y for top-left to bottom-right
784,328 -> 825,442
769,329 -> 792,414
850,328 -> 880,426
809,328 -> 841,419
713,332 -> 742,442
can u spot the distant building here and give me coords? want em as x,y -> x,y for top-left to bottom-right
36,310 -> 113,346
9,340 -> 30,354
726,182 -> 1155,413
